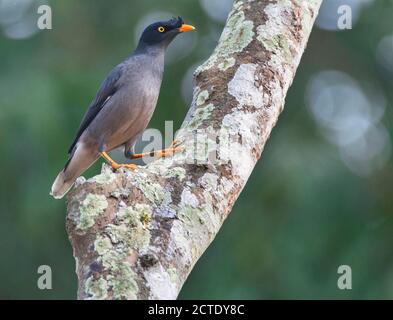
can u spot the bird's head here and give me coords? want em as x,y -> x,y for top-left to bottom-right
136,16 -> 195,51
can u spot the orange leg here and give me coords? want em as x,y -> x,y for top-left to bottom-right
126,140 -> 183,160
101,152 -> 137,170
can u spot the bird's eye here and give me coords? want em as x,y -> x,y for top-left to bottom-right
157,26 -> 165,33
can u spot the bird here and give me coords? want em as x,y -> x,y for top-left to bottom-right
50,16 -> 195,199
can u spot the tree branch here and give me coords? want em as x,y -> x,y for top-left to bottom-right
66,0 -> 322,300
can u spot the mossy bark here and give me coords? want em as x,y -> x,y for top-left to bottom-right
66,0 -> 322,300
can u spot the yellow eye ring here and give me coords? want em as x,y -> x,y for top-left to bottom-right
158,26 -> 165,33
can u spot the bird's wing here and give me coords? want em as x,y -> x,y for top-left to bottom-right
68,64 -> 124,154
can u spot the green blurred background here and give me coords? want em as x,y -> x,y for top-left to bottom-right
0,0 -> 392,299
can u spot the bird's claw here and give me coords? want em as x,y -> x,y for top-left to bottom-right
171,139 -> 184,148
111,163 -> 137,170
160,145 -> 183,158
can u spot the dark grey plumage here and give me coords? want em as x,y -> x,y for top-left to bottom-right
51,17 -> 195,199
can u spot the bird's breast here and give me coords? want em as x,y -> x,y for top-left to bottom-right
88,56 -> 165,151
104,75 -> 161,148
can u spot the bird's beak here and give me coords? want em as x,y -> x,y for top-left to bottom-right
178,24 -> 195,33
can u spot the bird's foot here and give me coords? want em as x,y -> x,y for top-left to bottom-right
158,139 -> 184,157
101,152 -> 137,171
156,145 -> 183,158
111,163 -> 137,170
156,139 -> 184,157
171,139 -> 182,148
126,140 -> 183,160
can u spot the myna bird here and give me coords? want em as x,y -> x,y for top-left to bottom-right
51,16 -> 195,199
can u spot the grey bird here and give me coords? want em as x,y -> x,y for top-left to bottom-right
51,16 -> 195,199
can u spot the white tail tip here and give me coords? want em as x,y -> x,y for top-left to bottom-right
50,171 -> 74,199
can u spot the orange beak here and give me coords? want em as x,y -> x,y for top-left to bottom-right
178,24 -> 195,33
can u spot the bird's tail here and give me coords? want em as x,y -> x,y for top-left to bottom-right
50,170 -> 74,199
50,144 -> 99,199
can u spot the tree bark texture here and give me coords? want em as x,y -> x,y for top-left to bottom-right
66,0 -> 322,300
